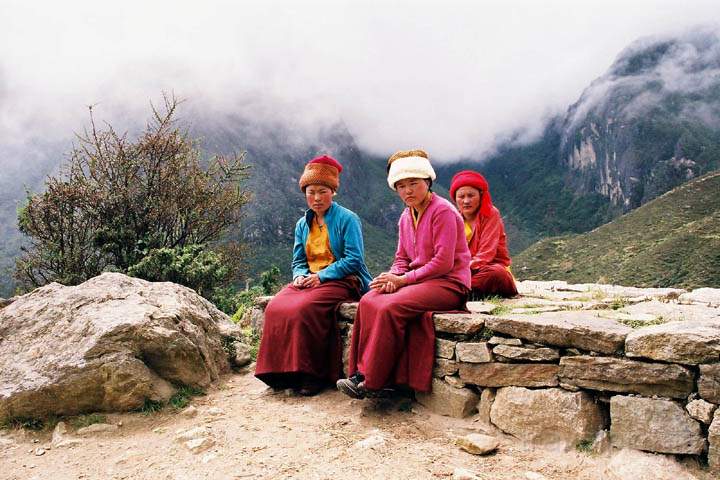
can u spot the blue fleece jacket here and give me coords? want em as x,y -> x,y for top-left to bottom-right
291,202 -> 372,293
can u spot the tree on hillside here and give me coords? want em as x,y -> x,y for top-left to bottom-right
16,94 -> 250,297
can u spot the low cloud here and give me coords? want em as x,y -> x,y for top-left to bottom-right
1,0 -> 719,167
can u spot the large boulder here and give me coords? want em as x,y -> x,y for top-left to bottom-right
0,273 -> 240,420
609,396 -> 706,455
416,378 -> 479,418
489,387 -> 605,446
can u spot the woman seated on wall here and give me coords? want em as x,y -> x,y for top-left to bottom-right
450,170 -> 518,299
336,149 -> 470,399
255,155 -> 372,396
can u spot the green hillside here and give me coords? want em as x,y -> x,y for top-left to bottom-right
514,171 -> 720,288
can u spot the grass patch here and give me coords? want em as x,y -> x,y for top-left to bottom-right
71,413 -> 107,429
242,327 -> 261,360
618,316 -> 667,329
137,399 -> 164,415
477,327 -> 495,341
169,386 -> 206,410
576,439 -> 594,453
489,304 -> 512,316
1,416 -> 45,431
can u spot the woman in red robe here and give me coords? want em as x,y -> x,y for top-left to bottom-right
450,170 -> 518,299
336,149 -> 470,399
255,155 -> 372,395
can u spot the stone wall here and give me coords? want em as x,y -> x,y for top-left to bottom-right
246,280 -> 720,469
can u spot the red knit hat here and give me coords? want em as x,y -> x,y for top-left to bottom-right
449,170 -> 493,217
299,155 -> 343,191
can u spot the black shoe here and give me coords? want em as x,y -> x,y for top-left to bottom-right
298,375 -> 326,396
336,373 -> 366,399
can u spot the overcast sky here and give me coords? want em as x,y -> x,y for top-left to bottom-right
1,0 -> 719,162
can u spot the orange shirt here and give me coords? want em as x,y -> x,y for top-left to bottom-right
306,217 -> 335,273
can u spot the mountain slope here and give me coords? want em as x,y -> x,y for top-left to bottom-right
513,171 -> 720,288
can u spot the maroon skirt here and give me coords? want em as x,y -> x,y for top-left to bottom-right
348,278 -> 467,392
471,264 -> 518,298
255,278 -> 360,388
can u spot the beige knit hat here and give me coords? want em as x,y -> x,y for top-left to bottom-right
386,149 -> 436,190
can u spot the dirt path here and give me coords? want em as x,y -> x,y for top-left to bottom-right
0,370 -> 712,480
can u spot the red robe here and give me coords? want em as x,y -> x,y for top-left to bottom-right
467,206 -> 517,298
255,278 -> 359,388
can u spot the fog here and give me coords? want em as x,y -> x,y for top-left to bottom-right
1,0 -> 719,164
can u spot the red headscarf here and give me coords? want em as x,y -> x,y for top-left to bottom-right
449,170 -> 493,218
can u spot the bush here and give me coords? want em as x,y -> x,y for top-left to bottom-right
15,94 -> 249,292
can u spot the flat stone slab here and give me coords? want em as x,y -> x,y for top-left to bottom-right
620,300 -> 720,323
466,302 -> 496,314
558,356 -> 694,398
490,387 -> 605,446
699,364 -> 720,404
456,342 -> 492,363
416,378 -> 479,418
610,396 -> 706,455
459,363 -> 558,387
679,288 -> 720,306
433,313 -> 485,335
485,311 -> 631,354
493,345 -> 559,362
625,320 -> 720,364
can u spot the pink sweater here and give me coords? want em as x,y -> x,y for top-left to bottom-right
390,193 -> 471,289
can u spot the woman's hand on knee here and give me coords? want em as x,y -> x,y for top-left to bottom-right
301,273 -> 321,288
293,276 -> 306,288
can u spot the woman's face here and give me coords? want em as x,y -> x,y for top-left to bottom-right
455,186 -> 482,220
305,184 -> 334,215
395,177 -> 430,209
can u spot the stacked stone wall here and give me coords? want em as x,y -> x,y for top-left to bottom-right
247,281 -> 720,469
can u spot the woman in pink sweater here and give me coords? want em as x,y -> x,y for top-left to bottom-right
337,149 -> 471,399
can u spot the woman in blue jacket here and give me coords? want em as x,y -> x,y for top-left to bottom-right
255,155 -> 372,396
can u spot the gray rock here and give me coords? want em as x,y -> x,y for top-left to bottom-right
485,311 -> 631,354
487,336 -> 522,346
476,388 -> 496,424
625,320 -> 720,364
456,433 -> 499,455
181,406 -> 198,418
590,430 -> 610,455
679,288 -> 720,306
0,273 -> 234,421
456,342 -> 492,363
699,364 -> 720,403
558,356 -> 694,399
185,437 -> 215,454
444,376 -> 466,389
51,422 -> 68,447
686,399 -> 717,424
490,387 -> 605,446
436,338 -> 456,359
452,468 -> 480,480
239,307 -> 265,333
76,423 -> 119,436
416,378 -> 479,418
338,302 -> 358,321
254,296 -> 273,309
459,363 -> 558,387
0,297 -> 16,309
492,345 -> 559,362
709,412 -> 720,471
603,448 -> 699,480
433,313 -> 485,335
466,302 -> 496,314
232,342 -> 253,368
433,358 -> 459,378
610,396 -> 706,454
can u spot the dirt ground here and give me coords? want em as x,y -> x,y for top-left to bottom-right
0,369 -> 713,480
